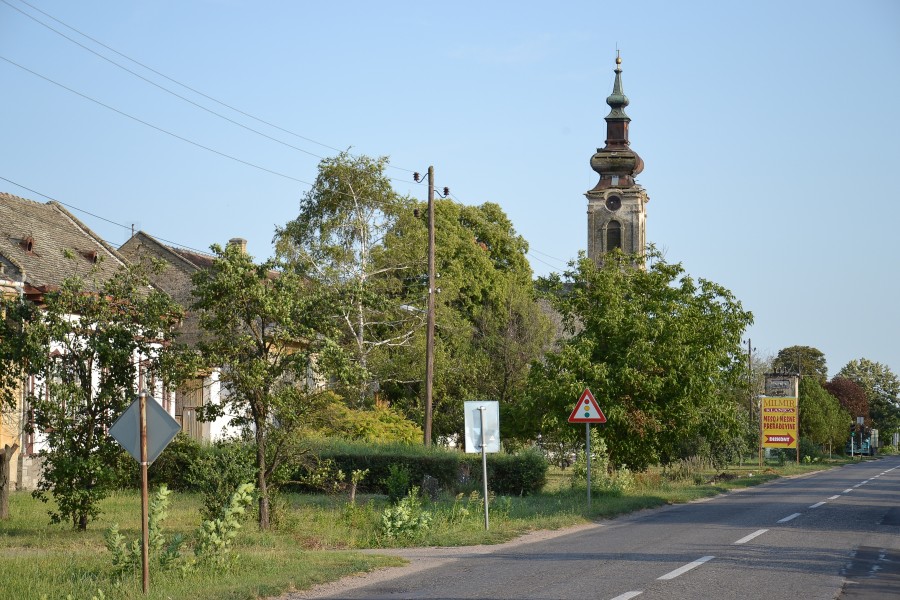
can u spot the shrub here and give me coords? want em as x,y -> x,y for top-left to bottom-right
379,486 -> 431,539
664,455 -> 711,482
105,485 -> 185,577
383,464 -> 412,504
466,448 -> 547,496
186,437 -> 256,520
798,438 -> 821,462
292,439 -> 548,497
194,483 -> 256,570
148,434 -> 204,491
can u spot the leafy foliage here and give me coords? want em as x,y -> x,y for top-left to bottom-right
0,264 -> 186,529
379,486 -> 432,539
823,377 -> 869,424
798,378 -> 849,450
185,437 -> 257,521
568,429 -> 634,495
188,242 -> 341,529
837,358 -> 900,433
275,153 -> 423,405
378,199 -> 554,440
194,483 -> 256,570
519,249 -> 753,471
773,345 -> 828,382
383,463 -> 413,503
104,485 -> 185,576
302,392 -> 422,444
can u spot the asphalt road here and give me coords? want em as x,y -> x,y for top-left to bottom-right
288,456 -> 900,600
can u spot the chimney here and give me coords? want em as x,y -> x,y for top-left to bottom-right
228,237 -> 248,254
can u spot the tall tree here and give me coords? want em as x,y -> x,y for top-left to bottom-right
189,242 -> 341,530
837,358 -> 900,433
376,199 -> 553,440
0,265 -> 184,529
798,378 -> 849,451
823,377 -> 869,425
519,249 -> 754,470
772,345 -> 828,382
275,153 -> 423,406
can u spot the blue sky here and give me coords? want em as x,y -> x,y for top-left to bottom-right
2,0 -> 899,378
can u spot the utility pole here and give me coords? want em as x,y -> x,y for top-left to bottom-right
746,339 -> 754,414
424,166 -> 436,447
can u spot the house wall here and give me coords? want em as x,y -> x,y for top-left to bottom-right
14,333 -> 175,491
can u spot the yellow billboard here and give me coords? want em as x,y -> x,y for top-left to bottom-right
761,396 -> 798,449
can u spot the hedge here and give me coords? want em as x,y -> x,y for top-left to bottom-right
295,439 -> 547,496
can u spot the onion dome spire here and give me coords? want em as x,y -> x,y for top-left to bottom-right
605,53 -> 630,121
589,52 -> 644,190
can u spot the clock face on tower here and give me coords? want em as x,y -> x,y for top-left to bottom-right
605,195 -> 622,211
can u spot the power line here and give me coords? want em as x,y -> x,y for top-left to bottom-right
0,55 -> 315,186
529,248 -> 569,264
4,0 -> 418,175
0,176 -> 212,256
1,0 -> 333,163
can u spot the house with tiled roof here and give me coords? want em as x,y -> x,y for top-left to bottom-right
0,192 -> 173,490
119,231 -> 245,442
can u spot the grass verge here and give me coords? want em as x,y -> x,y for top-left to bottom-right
0,457 -> 855,599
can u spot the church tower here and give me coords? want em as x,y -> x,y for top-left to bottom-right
586,54 -> 648,263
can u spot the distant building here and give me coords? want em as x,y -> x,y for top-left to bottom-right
0,192 -> 169,490
586,54 -> 648,263
119,232 -> 242,442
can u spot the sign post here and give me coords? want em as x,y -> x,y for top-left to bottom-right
139,391 -> 150,594
568,388 -> 606,510
110,390 -> 181,594
464,401 -> 499,530
763,373 -> 800,465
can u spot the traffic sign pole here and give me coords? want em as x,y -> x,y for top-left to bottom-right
479,406 -> 489,531
139,390 -> 150,595
586,423 -> 591,510
568,389 -> 606,513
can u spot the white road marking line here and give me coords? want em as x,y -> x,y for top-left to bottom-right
809,501 -> 826,509
657,556 -> 714,580
778,513 -> 802,523
853,483 -> 863,488
734,529 -> 768,544
828,495 -> 840,500
843,488 -> 853,493
610,592 -> 643,600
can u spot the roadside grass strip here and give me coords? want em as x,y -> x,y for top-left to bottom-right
777,512 -> 801,523
657,556 -> 715,580
734,529 -> 768,545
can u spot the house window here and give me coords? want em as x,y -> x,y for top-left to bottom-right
607,221 -> 622,251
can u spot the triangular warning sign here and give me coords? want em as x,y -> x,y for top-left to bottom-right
568,388 -> 607,423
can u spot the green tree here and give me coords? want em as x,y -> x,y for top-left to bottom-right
376,199 -> 553,440
275,153 -> 423,406
837,358 -> 900,434
772,345 -> 828,382
798,378 -> 849,452
519,249 -> 754,470
0,265 -> 185,529
189,243 -> 341,530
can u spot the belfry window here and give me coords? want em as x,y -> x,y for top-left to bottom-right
607,220 -> 622,251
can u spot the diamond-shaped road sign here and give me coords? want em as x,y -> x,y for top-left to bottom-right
110,393 -> 181,464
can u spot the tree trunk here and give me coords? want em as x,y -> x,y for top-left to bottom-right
0,444 -> 19,520
256,425 -> 269,530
